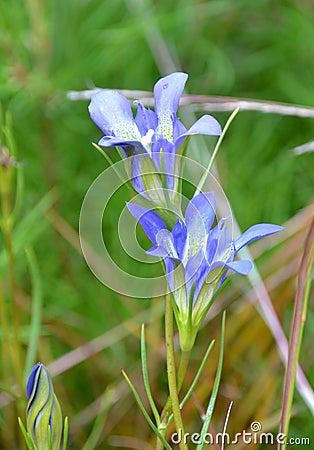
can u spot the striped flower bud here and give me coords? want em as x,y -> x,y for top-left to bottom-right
26,363 -> 62,450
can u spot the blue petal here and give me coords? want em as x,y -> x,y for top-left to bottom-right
135,102 -> 158,136
163,150 -> 178,192
131,156 -> 155,199
147,229 -> 178,258
151,139 -> 174,171
210,258 -> 253,275
26,363 -> 42,399
150,139 -> 179,192
192,266 -> 209,303
175,115 -> 222,147
130,157 -> 150,199
185,192 -> 216,238
89,91 -> 141,140
98,135 -> 144,150
234,224 -> 283,253
171,219 -> 187,261
224,259 -> 253,274
185,250 -> 207,297
147,244 -> 169,257
213,218 -> 233,262
185,193 -> 216,257
205,231 -> 218,264
173,118 -> 187,142
126,202 -> 166,244
193,260 -> 211,302
154,73 -> 188,141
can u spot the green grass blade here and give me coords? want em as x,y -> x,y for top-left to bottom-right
279,219 -> 314,449
24,246 -> 43,380
196,312 -> 226,450
141,324 -> 160,426
18,418 -> 36,450
0,190 -> 57,270
11,162 -> 24,224
122,370 -> 173,450
92,142 -> 114,167
167,339 -> 215,426
194,108 -> 239,197
82,390 -> 111,450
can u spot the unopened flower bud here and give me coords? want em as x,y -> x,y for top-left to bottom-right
26,363 -> 62,450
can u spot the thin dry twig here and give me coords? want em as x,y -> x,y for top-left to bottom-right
291,140 -> 314,155
67,88 -> 314,118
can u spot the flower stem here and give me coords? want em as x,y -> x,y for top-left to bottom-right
156,348 -> 190,450
0,167 -> 24,395
163,295 -> 189,450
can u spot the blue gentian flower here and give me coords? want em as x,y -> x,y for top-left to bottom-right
26,363 -> 62,450
127,192 -> 283,350
88,73 -> 222,205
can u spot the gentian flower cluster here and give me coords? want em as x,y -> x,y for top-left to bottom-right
128,192 -> 283,350
26,363 -> 62,450
89,72 -> 222,207
88,72 -> 283,351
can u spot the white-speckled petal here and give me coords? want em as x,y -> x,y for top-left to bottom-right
89,90 -> 142,141
154,72 -> 188,142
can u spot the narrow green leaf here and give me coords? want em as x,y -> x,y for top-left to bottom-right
24,246 -> 43,380
194,108 -> 239,197
82,390 -> 111,450
141,324 -> 160,426
11,162 -> 24,224
3,112 -> 17,156
122,370 -> 173,450
167,339 -> 215,426
18,418 -> 36,450
62,417 -> 69,450
92,142 -> 114,167
0,190 -> 57,270
196,312 -> 226,450
92,143 -> 132,191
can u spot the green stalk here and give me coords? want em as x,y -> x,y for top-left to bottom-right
167,339 -> 215,426
0,166 -> 23,395
24,247 -> 43,380
164,295 -> 189,450
0,276 -> 12,371
278,220 -> 314,449
156,349 -> 190,450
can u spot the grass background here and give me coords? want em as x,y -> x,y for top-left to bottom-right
0,0 -> 313,449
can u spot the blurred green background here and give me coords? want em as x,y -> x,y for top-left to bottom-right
0,0 -> 313,449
